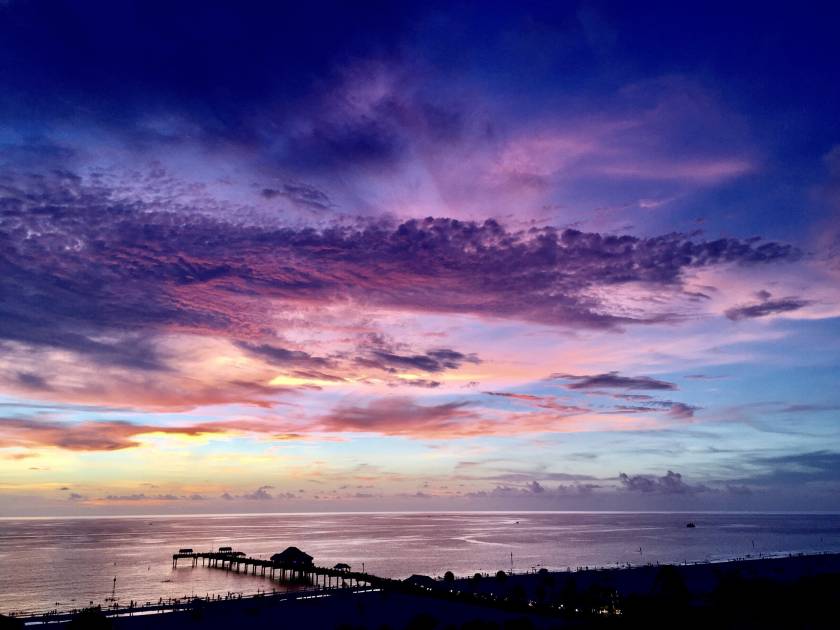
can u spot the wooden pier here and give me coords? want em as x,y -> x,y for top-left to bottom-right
172,547 -> 388,590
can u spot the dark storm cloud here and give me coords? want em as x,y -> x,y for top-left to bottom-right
725,297 -> 810,320
0,173 -> 802,369
555,371 -> 678,390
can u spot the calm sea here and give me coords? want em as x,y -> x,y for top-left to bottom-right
1,512 -> 839,614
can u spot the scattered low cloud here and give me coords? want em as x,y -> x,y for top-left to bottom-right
241,485 -> 274,500
103,493 -> 181,501
619,470 -> 706,494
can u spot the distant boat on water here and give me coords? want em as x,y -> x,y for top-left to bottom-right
686,522 -> 696,528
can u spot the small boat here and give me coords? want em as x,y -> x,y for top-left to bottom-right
686,522 -> 696,528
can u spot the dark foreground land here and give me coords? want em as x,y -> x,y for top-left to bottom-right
4,553 -> 839,629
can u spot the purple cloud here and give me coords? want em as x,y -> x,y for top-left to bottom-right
0,172 -> 801,376
725,296 -> 810,320
367,348 -> 480,373
555,371 -> 677,391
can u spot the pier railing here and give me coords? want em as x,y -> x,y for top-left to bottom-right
172,549 -> 392,590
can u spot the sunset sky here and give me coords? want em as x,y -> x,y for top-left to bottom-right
2,1 -> 840,515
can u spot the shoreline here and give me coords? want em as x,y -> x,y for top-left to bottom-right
7,550 -> 840,626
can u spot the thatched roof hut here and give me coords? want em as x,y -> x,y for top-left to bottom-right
271,546 -> 314,566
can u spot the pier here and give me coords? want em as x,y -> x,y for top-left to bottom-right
172,546 -> 387,590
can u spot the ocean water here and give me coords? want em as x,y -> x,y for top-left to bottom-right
1,511 -> 839,615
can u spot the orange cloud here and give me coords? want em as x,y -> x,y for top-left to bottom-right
0,417 -> 228,451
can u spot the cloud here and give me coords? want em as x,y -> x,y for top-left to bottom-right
0,416 -> 226,451
468,479 -> 601,499
773,404 -> 840,414
456,462 -> 597,484
725,484 -> 752,496
554,371 -> 677,391
15,372 -> 51,391
613,400 -> 698,420
367,348 -> 480,374
0,169 -> 804,414
483,391 -> 589,414
103,494 -> 181,501
261,183 -> 333,211
235,341 -> 333,369
665,402 -> 698,419
2,451 -> 37,460
619,470 -> 706,494
0,173 -> 801,366
67,492 -> 86,501
219,486 -> 287,501
241,485 -> 274,500
316,397 -> 477,437
526,480 -> 545,494
555,483 -> 601,495
725,295 -> 810,321
312,392 -> 659,439
743,451 -> 840,486
391,378 -> 441,389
